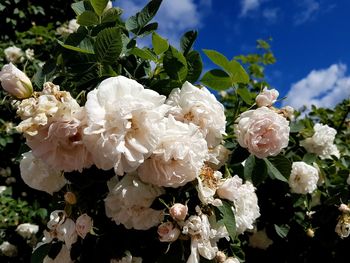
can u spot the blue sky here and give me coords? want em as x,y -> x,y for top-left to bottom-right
116,0 -> 350,109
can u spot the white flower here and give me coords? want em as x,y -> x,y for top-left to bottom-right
300,123 -> 340,159
0,63 -> 33,99
104,173 -> 164,230
169,203 -> 188,221
197,168 -> 223,206
235,107 -> 290,159
84,76 -> 167,175
207,145 -> 231,170
138,115 -> 208,187
25,48 -> 35,61
289,162 -> 319,194
249,229 -> 273,249
56,19 -> 79,36
16,223 -> 39,239
111,251 -> 143,263
217,176 -> 260,234
255,87 -> 279,107
4,46 -> 24,63
166,82 -> 226,148
43,244 -> 73,263
280,105 -> 295,121
20,151 -> 66,195
339,204 -> 350,213
224,258 -> 240,263
0,241 -> 18,257
157,222 -> 181,242
0,185 -> 7,194
56,218 -> 78,249
76,213 -> 93,239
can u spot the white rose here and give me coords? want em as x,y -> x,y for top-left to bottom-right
224,258 -> 240,263
25,48 -> 35,61
207,145 -> 231,170
56,218 -> 78,249
0,63 -> 33,99
0,241 -> 18,257
20,151 -> 66,195
249,229 -> 273,249
75,213 -> 93,239
138,115 -> 208,188
4,46 -> 24,63
235,107 -> 290,159
16,223 -> 39,239
105,173 -> 164,230
255,87 -> 279,107
84,76 -> 167,175
0,185 -> 7,194
289,162 -> 319,194
166,82 -> 226,148
217,176 -> 260,234
300,123 -> 339,159
157,222 -> 181,242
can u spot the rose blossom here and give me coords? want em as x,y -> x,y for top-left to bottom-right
0,241 -> 18,257
84,76 -> 167,175
25,48 -> 35,61
16,223 -> 39,239
207,144 -> 231,170
169,203 -> 188,221
0,63 -> 33,99
20,151 -> 66,194
289,162 -> 319,194
157,222 -> 181,242
105,173 -> 165,230
166,81 -> 226,148
255,87 -> 279,107
235,106 -> 290,159
76,213 -> 93,239
217,176 -> 260,234
4,46 -> 24,63
56,19 -> 79,36
138,115 -> 208,188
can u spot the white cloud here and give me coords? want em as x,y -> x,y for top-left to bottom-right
283,64 -> 350,109
118,0 -> 209,46
294,0 -> 320,25
262,8 -> 279,23
240,0 -> 261,16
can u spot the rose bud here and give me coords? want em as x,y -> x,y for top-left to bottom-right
76,213 -> 93,239
157,222 -> 180,242
169,203 -> 188,221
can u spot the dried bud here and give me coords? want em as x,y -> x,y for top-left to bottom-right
169,203 -> 188,221
76,213 -> 93,239
0,63 -> 33,99
339,204 -> 350,213
255,87 -> 279,107
157,222 -> 180,242
64,192 -> 77,205
216,251 -> 227,262
306,228 -> 315,238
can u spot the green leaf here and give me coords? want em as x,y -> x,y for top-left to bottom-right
290,121 -> 304,133
163,46 -> 188,82
274,224 -> 290,239
203,49 -> 230,71
130,47 -> 157,61
101,7 -> 122,23
244,155 -> 255,181
90,0 -> 109,16
268,155 -> 292,180
125,0 -> 162,34
71,1 -> 93,15
217,200 -> 236,241
138,22 -> 158,37
264,158 -> 288,182
152,32 -> 169,55
201,69 -> 232,90
227,60 -> 249,84
236,87 -> 253,104
186,50 -> 202,83
31,243 -> 51,263
180,30 -> 197,56
57,40 -> 95,54
303,153 -> 317,164
94,27 -> 122,64
77,11 -> 99,26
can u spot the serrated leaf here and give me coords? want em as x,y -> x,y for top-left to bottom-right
186,50 -> 202,83
138,22 -> 158,37
101,7 -> 122,23
163,46 -> 188,82
71,1 -> 93,15
94,27 -> 122,64
217,200 -> 236,241
274,224 -> 290,239
152,32 -> 169,55
227,60 -> 249,84
203,49 -> 231,71
180,30 -> 197,56
236,87 -> 253,104
90,0 -> 109,16
57,40 -> 95,54
201,69 -> 232,90
77,11 -> 99,26
302,153 -> 317,164
130,47 -> 157,61
264,158 -> 288,182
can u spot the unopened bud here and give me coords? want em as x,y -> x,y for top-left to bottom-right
306,228 -> 315,238
169,203 -> 188,221
64,192 -> 77,205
